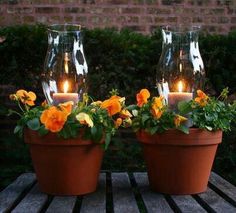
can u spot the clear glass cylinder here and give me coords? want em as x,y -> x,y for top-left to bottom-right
42,24 -> 88,105
156,26 -> 205,109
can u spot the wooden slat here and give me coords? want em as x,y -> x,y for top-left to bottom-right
0,173 -> 36,213
112,173 -> 139,213
171,195 -> 206,212
198,187 -> 236,212
210,172 -> 236,203
133,173 -> 173,213
80,173 -> 106,213
46,196 -> 76,213
12,184 -> 48,213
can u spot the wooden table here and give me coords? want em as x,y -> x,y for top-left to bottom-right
0,172 -> 236,213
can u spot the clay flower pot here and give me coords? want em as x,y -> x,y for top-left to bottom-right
24,129 -> 104,196
137,128 -> 222,195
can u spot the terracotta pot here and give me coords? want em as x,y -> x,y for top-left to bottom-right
24,129 -> 104,196
137,128 -> 222,195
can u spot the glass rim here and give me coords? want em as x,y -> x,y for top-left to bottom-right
47,24 -> 82,33
162,25 -> 201,33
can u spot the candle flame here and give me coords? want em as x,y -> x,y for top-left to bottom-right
178,81 -> 183,92
63,80 -> 69,93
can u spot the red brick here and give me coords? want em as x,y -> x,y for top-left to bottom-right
211,8 -> 225,15
23,16 -> 35,23
218,16 -> 229,23
76,16 -> 88,23
121,7 -> 141,14
101,0 -> 129,5
161,0 -> 183,5
64,16 -> 73,22
231,17 -> 236,23
35,7 -> 60,14
102,7 -> 119,14
192,17 -> 203,23
122,25 -> 146,32
166,16 -> 178,23
64,7 -> 86,13
147,8 -> 171,14
127,16 -> 139,23
116,16 -> 126,24
0,0 -> 236,34
146,0 -> 159,5
15,7 -> 33,14
49,16 -> 62,23
154,17 -> 165,23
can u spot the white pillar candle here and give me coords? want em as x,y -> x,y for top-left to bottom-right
168,92 -> 193,110
53,80 -> 78,105
168,80 -> 193,109
168,80 -> 193,127
53,93 -> 78,105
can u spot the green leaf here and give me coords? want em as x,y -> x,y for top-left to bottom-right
83,128 -> 91,140
14,125 -> 22,134
91,126 -> 97,136
26,118 -> 40,130
178,101 -> 192,114
104,132 -> 111,150
177,125 -> 189,134
141,114 -> 149,124
126,104 -> 138,111
38,126 -> 48,136
148,126 -> 158,135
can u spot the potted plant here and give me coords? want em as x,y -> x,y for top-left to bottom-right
9,89 -> 130,195
131,88 -> 236,195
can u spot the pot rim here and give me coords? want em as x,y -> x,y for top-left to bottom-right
24,128 -> 104,146
137,128 -> 222,146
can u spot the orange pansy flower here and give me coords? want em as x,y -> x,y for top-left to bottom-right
136,89 -> 150,107
41,100 -> 48,108
174,115 -> 187,127
16,89 -> 36,106
114,118 -> 123,128
151,96 -> 164,119
59,101 -> 73,116
40,106 -> 67,132
151,108 -> 163,119
194,90 -> 209,107
101,97 -> 122,116
119,109 -> 132,119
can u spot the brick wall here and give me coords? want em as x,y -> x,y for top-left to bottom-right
0,0 -> 236,34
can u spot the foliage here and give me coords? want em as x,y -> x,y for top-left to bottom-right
214,124 -> 236,185
83,28 -> 161,102
131,88 -> 236,134
200,32 -> 236,93
178,88 -> 236,132
9,90 -> 131,149
0,24 -> 47,91
1,25 -> 236,100
131,89 -> 189,134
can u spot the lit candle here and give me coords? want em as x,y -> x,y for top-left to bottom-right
53,80 -> 78,105
168,80 -> 193,110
